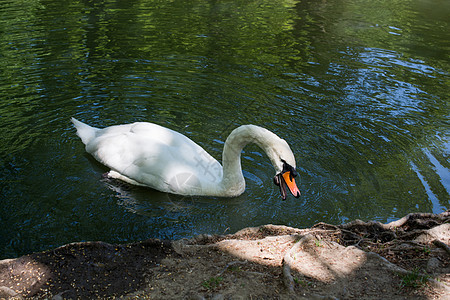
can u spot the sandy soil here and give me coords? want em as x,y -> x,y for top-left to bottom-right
0,210 -> 449,299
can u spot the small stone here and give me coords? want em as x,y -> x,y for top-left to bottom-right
0,286 -> 19,298
212,294 -> 224,300
426,257 -> 440,273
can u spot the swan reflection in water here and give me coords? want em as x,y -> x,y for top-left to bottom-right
102,175 -> 194,219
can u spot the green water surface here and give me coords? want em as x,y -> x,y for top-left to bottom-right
0,0 -> 449,258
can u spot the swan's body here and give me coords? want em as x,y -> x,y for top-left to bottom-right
71,118 -> 300,198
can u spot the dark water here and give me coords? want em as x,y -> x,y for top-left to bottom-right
0,0 -> 449,259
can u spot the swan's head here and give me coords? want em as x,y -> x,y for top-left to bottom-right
273,159 -> 301,200
266,137 -> 301,200
224,124 -> 301,199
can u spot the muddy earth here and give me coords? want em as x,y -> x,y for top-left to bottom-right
0,211 -> 449,299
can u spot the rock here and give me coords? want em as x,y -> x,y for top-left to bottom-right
211,293 -> 224,300
185,292 -> 206,300
415,224 -> 450,244
426,257 -> 440,274
0,286 -> 19,298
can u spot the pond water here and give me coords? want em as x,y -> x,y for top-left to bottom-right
0,0 -> 449,259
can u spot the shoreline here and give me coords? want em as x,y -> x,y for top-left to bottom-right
1,210 -> 449,299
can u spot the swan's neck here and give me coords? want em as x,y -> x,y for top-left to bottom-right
220,125 -> 281,196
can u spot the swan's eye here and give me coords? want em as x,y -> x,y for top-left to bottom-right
291,169 -> 298,178
281,159 -> 297,178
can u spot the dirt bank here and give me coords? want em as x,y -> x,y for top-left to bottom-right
1,210 -> 449,299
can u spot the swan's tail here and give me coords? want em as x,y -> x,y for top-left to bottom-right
71,117 -> 99,145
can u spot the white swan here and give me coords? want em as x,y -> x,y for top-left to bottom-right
71,118 -> 301,199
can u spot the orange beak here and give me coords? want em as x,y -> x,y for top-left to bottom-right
274,170 -> 301,200
282,171 -> 301,198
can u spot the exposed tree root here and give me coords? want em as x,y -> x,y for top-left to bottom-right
282,234 -> 311,293
433,239 -> 450,256
366,251 -> 450,294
